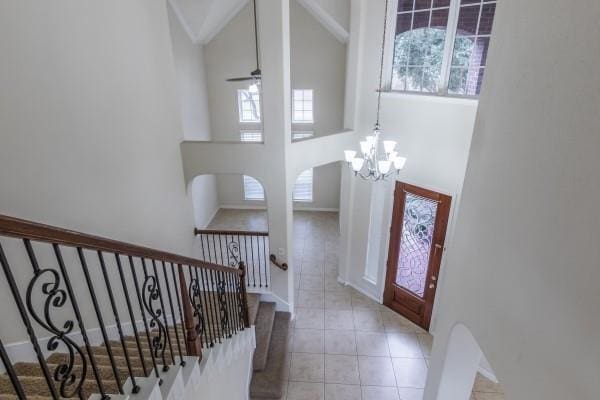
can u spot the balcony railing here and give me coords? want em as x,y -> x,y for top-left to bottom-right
194,228 -> 271,289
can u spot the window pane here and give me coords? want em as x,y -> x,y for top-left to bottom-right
478,3 -> 496,34
398,0 -> 415,12
407,67 -> 424,91
293,169 -> 313,202
456,5 -> 480,36
240,131 -> 263,142
392,0 -> 450,94
243,176 -> 265,200
430,8 -> 449,28
414,0 -> 431,10
448,67 -> 468,94
433,0 -> 451,7
451,36 -> 474,67
391,66 -> 408,91
473,37 -> 490,66
450,1 -> 496,96
292,89 -> 314,123
413,11 -> 430,29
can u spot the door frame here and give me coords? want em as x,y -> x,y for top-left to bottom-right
383,181 -> 452,331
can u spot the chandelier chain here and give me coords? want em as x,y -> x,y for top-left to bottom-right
376,0 -> 390,128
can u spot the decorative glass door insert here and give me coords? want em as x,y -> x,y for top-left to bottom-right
395,193 -> 438,297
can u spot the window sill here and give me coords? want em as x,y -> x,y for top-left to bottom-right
381,90 -> 479,106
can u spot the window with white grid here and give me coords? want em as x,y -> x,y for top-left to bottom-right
391,0 -> 497,96
240,131 -> 263,142
243,176 -> 265,201
292,89 -> 314,123
238,89 -> 261,123
293,168 -> 313,202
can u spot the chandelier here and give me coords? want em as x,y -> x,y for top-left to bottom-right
344,0 -> 406,181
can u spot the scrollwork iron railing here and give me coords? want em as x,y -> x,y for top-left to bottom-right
194,229 -> 271,288
0,214 -> 250,399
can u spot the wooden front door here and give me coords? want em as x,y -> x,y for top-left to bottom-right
383,182 -> 451,331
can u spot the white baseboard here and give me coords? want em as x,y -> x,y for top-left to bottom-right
217,205 -> 339,213
248,289 -> 291,313
202,206 -> 222,229
337,276 -> 382,303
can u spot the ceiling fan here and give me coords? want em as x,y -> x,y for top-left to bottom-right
226,0 -> 261,83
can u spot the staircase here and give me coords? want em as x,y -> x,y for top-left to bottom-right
248,300 -> 292,400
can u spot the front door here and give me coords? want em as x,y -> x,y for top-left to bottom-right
383,182 -> 451,331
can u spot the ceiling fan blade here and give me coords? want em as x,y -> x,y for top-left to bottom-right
226,77 -> 254,82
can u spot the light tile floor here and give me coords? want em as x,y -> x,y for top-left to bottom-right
209,209 -> 504,400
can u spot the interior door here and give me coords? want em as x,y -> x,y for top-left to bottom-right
383,182 -> 451,331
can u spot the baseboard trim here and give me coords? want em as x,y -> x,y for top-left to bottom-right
217,205 -> 340,213
337,276 -> 382,304
202,206 -> 221,229
248,290 -> 291,313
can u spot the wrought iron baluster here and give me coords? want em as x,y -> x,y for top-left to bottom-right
52,244 -> 108,400
77,247 -> 123,394
150,259 -> 175,367
210,236 -> 219,265
223,272 -> 235,336
195,267 -> 215,346
263,236 -> 269,287
215,270 -> 231,338
137,258 -> 167,373
0,241 -> 60,399
187,270 -> 207,350
161,261 -> 185,366
217,234 -> 224,266
114,253 -> 149,379
98,251 -> 139,393
171,264 -> 189,362
200,267 -> 221,344
228,272 -> 240,334
0,337 -> 27,399
127,256 -> 162,385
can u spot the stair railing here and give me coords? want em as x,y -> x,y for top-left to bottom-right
0,214 -> 249,399
194,228 -> 271,288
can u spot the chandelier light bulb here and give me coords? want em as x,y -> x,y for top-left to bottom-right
393,156 -> 407,170
344,150 -> 357,162
351,158 -> 365,172
365,135 -> 376,148
383,140 -> 397,154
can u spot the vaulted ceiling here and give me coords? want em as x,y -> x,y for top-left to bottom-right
168,0 -> 350,44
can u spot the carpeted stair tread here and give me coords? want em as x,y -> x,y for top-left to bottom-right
13,362 -> 145,382
252,302 -> 276,371
250,311 -> 292,399
0,395 -> 51,400
247,293 -> 260,325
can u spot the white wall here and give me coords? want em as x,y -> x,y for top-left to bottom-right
168,3 -> 219,228
203,0 -> 346,214
337,0 -> 478,324
0,0 -> 194,342
425,1 -> 600,399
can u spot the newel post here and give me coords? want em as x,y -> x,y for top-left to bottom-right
178,265 -> 202,360
239,262 -> 251,328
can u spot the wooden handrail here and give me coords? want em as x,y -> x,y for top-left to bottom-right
0,214 -> 242,275
269,254 -> 288,271
194,228 -> 269,237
